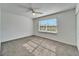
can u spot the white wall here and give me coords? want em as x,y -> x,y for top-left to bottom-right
76,4 -> 79,50
0,6 -> 1,55
0,8 -> 1,42
33,9 -> 76,46
1,10 -> 33,42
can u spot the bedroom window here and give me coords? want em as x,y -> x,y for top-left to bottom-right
39,19 -> 57,33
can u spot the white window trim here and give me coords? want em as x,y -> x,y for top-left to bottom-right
38,19 -> 58,33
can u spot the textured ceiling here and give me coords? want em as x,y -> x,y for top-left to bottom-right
1,3 -> 76,18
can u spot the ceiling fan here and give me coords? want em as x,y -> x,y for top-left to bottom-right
18,4 -> 43,15
28,8 -> 43,15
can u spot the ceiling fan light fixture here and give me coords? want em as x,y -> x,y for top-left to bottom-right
33,12 -> 35,15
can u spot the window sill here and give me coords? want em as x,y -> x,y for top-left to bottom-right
38,30 -> 57,33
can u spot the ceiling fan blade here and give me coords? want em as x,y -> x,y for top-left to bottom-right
18,4 -> 39,10
18,4 -> 30,9
35,12 -> 43,14
17,4 -> 43,15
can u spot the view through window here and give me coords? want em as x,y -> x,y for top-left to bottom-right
39,19 -> 57,33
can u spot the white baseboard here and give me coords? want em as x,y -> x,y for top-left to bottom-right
35,35 -> 76,46
1,34 -> 33,43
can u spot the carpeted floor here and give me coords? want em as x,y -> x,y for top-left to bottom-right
1,36 -> 79,56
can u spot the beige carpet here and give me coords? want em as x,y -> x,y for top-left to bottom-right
1,36 -> 79,56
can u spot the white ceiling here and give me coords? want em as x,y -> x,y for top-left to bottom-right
1,3 -> 76,18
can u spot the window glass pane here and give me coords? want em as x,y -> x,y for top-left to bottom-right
39,20 -> 47,26
39,20 -> 47,31
39,19 -> 57,33
47,19 -> 57,32
47,19 -> 57,26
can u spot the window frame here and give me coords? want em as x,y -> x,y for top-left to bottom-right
38,19 -> 58,33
